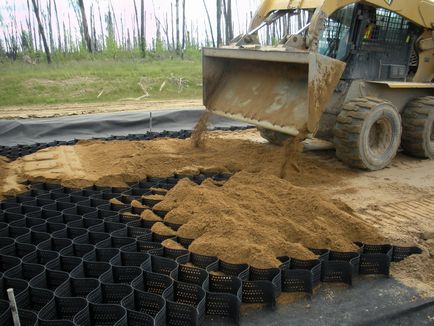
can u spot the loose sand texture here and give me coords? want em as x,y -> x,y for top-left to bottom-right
130,200 -> 148,209
160,172 -> 382,268
3,136 -> 353,192
0,156 -> 26,199
0,129 -> 433,294
162,239 -> 186,250
151,222 -> 177,236
140,209 -> 163,222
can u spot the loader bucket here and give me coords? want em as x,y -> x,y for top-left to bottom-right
203,48 -> 346,136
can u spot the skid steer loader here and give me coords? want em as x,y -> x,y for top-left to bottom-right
203,0 -> 434,170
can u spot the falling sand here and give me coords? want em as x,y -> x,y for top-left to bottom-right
279,136 -> 304,179
191,111 -> 211,148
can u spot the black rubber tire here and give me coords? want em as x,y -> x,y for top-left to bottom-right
333,97 -> 402,171
401,96 -> 434,159
258,128 -> 293,146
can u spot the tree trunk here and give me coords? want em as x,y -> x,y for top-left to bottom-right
181,0 -> 186,56
133,0 -> 140,47
202,0 -> 215,47
53,0 -> 62,51
216,0 -> 222,47
78,0 -> 92,52
26,0 -> 34,51
140,0 -> 146,56
120,16 -> 125,49
225,0 -> 233,43
90,5 -> 98,51
30,0 -> 51,63
97,3 -> 105,49
63,21 -> 68,52
163,14 -> 171,51
110,2 -> 121,46
176,0 -> 180,55
47,0 -> 55,52
171,4 -> 175,50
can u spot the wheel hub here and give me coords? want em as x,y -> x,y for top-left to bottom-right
368,118 -> 393,157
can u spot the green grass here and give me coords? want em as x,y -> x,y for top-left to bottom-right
0,58 -> 202,106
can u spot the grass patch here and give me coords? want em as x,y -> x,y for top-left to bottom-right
0,58 -> 202,106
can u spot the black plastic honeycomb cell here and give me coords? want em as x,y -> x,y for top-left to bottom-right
0,170 -> 424,326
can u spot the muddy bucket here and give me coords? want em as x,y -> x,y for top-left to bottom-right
203,47 -> 345,135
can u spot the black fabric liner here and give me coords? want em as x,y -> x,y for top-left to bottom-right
0,173 -> 423,326
0,109 -> 251,147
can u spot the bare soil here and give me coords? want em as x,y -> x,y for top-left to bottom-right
0,129 -> 432,295
0,100 -> 203,119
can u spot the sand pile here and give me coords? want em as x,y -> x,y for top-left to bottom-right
154,171 -> 383,268
162,239 -> 186,250
141,209 -> 162,222
0,134 -> 355,197
0,156 -> 25,199
391,241 -> 434,296
0,157 -> 8,198
151,222 -> 177,236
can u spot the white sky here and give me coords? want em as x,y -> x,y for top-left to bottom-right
0,0 -> 262,49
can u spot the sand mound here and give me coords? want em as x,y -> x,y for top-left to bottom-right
109,198 -> 124,205
0,133 -> 379,268
151,222 -> 177,236
162,239 -> 186,250
1,135 -> 354,197
140,209 -> 162,222
153,178 -> 210,213
156,171 -> 383,268
0,156 -> 26,199
131,200 -> 147,209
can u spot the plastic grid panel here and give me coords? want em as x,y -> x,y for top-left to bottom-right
0,172 -> 423,325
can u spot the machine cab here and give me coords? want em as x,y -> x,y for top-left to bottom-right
318,4 -> 422,81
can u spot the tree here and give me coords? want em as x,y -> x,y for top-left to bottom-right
25,0 -> 34,52
53,0 -> 62,51
105,9 -> 116,52
0,39 -> 4,57
224,0 -> 233,43
133,0 -> 140,47
170,3 -> 175,50
202,0 -> 215,47
181,0 -> 186,55
77,0 -> 92,52
216,0 -> 222,46
97,3 -> 105,49
140,0 -> 146,56
176,0 -> 180,55
31,0 -> 51,63
47,0 -> 55,52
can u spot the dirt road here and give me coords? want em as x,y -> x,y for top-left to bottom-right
0,100 -> 203,119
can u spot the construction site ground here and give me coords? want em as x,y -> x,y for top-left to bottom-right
0,107 -> 433,325
0,100 -> 203,119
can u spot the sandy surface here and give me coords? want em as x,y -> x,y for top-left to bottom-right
0,99 -> 203,119
0,129 -> 432,296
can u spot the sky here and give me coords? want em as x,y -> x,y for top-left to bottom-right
0,0 -> 262,50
